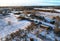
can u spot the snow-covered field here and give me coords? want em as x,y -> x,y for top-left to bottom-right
0,10 -> 60,41
0,13 -> 31,41
36,11 -> 60,17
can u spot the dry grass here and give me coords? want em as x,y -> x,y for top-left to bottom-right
53,16 -> 60,36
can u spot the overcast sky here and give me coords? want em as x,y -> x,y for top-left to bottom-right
0,0 -> 60,6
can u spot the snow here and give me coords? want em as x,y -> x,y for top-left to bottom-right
0,13 -> 31,40
38,12 -> 60,16
27,33 -> 42,41
41,21 -> 55,29
55,9 -> 60,12
0,11 -> 60,41
0,20 -> 31,38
